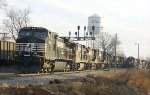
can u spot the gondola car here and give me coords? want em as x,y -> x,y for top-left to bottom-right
0,40 -> 15,66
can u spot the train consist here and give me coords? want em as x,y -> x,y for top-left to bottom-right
15,27 -> 103,73
0,27 -> 148,73
0,40 -> 15,66
15,27 -> 132,73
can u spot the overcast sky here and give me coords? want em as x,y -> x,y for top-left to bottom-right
1,0 -> 150,58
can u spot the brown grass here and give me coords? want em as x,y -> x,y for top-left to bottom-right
0,68 -> 150,95
127,69 -> 150,94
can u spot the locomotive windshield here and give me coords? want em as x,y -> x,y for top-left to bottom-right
18,28 -> 48,39
19,31 -> 32,37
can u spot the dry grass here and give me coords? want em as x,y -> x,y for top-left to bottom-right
127,69 -> 150,94
0,85 -> 51,95
0,68 -> 150,95
46,69 -> 150,95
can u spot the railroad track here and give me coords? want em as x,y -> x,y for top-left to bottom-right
17,71 -> 80,76
0,71 -> 81,77
0,68 -> 127,77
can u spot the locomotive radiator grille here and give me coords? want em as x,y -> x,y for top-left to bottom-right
16,43 -> 47,53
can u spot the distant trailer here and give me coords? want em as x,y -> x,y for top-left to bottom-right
0,40 -> 16,66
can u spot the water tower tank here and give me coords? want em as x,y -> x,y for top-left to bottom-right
88,14 -> 101,35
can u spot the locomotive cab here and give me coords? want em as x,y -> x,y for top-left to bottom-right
15,27 -> 52,73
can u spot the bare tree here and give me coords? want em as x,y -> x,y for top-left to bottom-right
98,32 -> 111,52
96,32 -> 121,61
108,34 -> 121,55
3,7 -> 31,40
0,0 -> 7,8
97,32 -> 120,54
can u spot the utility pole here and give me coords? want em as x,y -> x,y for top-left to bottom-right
138,43 -> 139,67
135,43 -> 140,68
114,33 -> 117,71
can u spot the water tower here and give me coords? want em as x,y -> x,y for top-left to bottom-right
88,14 -> 101,35
88,14 -> 101,49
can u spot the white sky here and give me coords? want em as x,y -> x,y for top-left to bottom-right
1,0 -> 150,58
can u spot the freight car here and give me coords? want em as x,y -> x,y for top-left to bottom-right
15,27 -> 102,73
0,40 -> 15,66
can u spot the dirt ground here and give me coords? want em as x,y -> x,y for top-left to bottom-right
0,68 -> 150,95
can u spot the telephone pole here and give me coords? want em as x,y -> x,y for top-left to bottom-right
114,33 -> 117,71
135,43 -> 140,68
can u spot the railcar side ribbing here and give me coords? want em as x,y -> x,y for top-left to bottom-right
0,41 -> 15,66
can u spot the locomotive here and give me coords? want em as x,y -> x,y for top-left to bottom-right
15,27 -> 102,73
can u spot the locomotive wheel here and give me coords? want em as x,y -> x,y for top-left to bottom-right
96,64 -> 100,69
70,63 -> 74,71
86,64 -> 90,70
71,64 -> 76,71
86,64 -> 88,70
88,64 -> 91,69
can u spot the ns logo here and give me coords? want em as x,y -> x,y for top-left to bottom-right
25,43 -> 33,52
